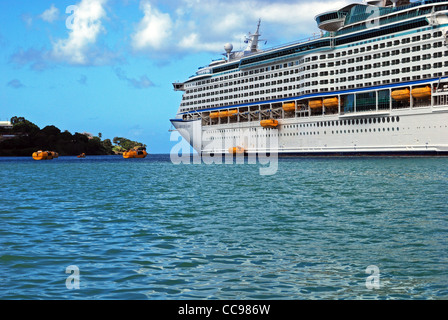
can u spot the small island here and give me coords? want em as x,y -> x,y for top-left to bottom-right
0,117 -> 146,157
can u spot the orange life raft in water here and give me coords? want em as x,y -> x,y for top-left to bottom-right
123,149 -> 148,159
32,150 -> 57,160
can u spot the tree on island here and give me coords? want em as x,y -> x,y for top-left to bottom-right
112,137 -> 147,154
0,117 -> 147,157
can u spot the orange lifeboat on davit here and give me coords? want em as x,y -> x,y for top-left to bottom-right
309,99 -> 323,109
210,109 -> 238,119
412,86 -> 431,99
228,146 -> 245,154
282,102 -> 296,112
391,88 -> 410,101
260,119 -> 278,128
210,111 -> 220,119
323,97 -> 339,108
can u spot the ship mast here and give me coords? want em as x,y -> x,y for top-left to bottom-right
244,19 -> 262,53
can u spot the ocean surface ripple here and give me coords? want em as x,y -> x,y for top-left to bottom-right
1,155 -> 447,299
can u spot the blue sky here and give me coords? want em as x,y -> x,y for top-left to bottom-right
0,0 -> 353,153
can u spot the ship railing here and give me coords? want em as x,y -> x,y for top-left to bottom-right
256,33 -> 329,55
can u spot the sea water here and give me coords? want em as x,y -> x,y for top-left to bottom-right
0,155 -> 447,299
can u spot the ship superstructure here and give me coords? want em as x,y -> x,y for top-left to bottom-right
171,0 -> 448,155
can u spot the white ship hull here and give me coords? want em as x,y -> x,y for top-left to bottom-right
172,104 -> 448,155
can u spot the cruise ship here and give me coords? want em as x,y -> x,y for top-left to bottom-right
170,0 -> 448,155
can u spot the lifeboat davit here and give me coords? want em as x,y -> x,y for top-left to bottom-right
123,149 -> 148,159
309,99 -> 323,109
32,150 -> 54,160
391,88 -> 410,101
411,86 -> 431,99
228,146 -> 245,154
282,102 -> 296,112
260,119 -> 279,128
323,97 -> 338,108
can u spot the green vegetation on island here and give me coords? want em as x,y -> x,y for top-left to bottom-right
0,117 -> 146,157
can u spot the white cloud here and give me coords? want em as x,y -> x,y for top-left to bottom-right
51,0 -> 108,65
130,0 -> 356,57
179,33 -> 227,52
7,79 -> 25,89
114,68 -> 154,89
131,1 -> 173,51
40,4 -> 60,23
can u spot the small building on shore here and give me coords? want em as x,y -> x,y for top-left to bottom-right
0,121 -> 13,129
0,121 -> 14,142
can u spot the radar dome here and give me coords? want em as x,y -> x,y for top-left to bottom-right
224,43 -> 233,53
